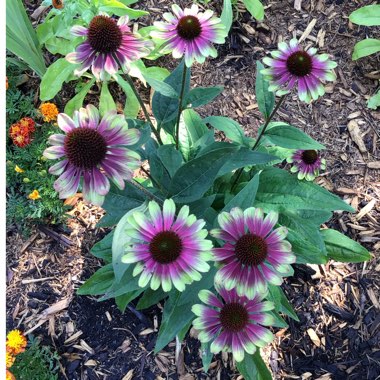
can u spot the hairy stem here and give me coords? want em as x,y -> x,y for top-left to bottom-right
231,95 -> 287,191
112,53 -> 163,145
175,65 -> 188,150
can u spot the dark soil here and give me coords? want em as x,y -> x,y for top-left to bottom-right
6,0 -> 380,379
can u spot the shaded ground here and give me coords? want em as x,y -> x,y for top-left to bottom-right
6,0 -> 380,379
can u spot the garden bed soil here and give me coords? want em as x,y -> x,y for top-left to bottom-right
6,0 -> 380,379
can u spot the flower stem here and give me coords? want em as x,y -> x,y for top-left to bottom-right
112,53 -> 163,145
231,94 -> 287,191
175,65 -> 188,150
129,178 -> 163,204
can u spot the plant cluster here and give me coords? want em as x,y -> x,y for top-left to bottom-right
6,71 -> 70,233
6,333 -> 59,380
6,0 -> 373,378
349,4 -> 380,109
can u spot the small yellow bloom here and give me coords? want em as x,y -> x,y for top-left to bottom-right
6,369 -> 16,380
15,165 -> 24,173
5,349 -> 15,368
39,102 -> 59,123
6,330 -> 27,355
28,190 -> 41,200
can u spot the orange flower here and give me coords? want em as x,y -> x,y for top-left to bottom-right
6,76 -> 9,90
39,102 -> 59,122
6,330 -> 27,355
13,134 -> 31,148
28,190 -> 41,200
15,165 -> 25,173
6,370 -> 16,380
52,0 -> 64,9
5,349 -> 15,368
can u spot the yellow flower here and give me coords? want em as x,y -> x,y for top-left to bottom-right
39,102 -> 59,122
6,369 -> 16,380
28,190 -> 41,200
6,330 -> 27,355
15,165 -> 24,173
5,349 -> 15,368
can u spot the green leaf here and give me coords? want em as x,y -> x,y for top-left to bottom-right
236,351 -> 272,380
115,73 -> 140,118
98,0 -> 148,18
279,211 -> 327,264
268,285 -> 299,321
149,152 -> 171,189
64,78 -> 96,116
168,146 -> 238,203
201,342 -> 213,373
185,86 -> 223,108
144,75 -> 178,98
254,167 -> 354,213
99,81 -> 116,116
263,123 -> 325,150
98,182 -> 146,227
156,144 -> 184,177
349,5 -> 380,26
6,0 -> 46,77
144,66 -> 170,81
40,58 -> 75,100
112,203 -> 147,282
321,229 -> 371,263
185,195 -> 217,219
115,289 -> 144,313
221,0 -> 233,34
255,61 -> 274,119
155,291 -> 195,352
204,116 -> 250,146
352,38 -> 380,60
243,0 -> 265,20
224,173 -> 260,212
136,287 -> 167,310
152,60 -> 191,123
217,148 -> 277,177
368,88 -> 380,110
90,231 -> 114,263
77,264 -> 114,295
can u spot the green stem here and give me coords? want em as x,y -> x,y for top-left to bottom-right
175,65 -> 188,150
112,53 -> 163,145
231,95 -> 287,191
129,178 -> 163,204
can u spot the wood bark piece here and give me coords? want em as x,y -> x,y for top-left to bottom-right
347,120 -> 367,153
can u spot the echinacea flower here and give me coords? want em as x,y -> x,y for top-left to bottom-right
39,102 -> 59,122
151,4 -> 227,67
6,370 -> 16,380
287,149 -> 326,181
211,207 -> 296,299
122,199 -> 213,292
44,105 -> 140,205
261,39 -> 337,103
6,349 -> 15,368
192,284 -> 275,362
28,190 -> 41,200
66,15 -> 152,79
15,165 -> 24,173
6,330 -> 27,355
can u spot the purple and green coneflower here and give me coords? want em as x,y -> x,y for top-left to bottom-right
287,149 -> 326,181
44,105 -> 140,205
151,4 -> 227,67
66,15 -> 152,79
192,284 -> 275,362
261,38 -> 337,103
122,199 -> 213,292
211,207 -> 296,300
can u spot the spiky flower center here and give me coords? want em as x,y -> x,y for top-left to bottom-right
220,302 -> 249,333
235,233 -> 268,266
286,51 -> 312,77
64,128 -> 107,169
149,231 -> 183,264
301,150 -> 318,164
88,16 -> 122,54
177,15 -> 202,40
